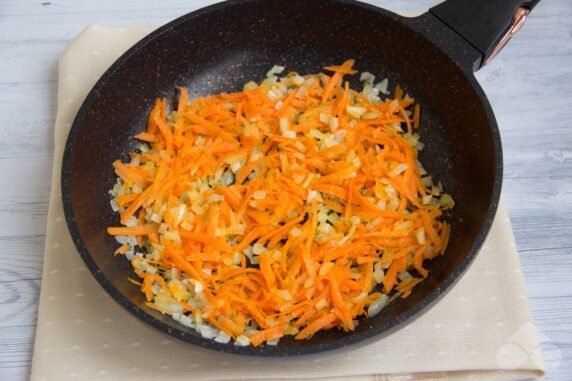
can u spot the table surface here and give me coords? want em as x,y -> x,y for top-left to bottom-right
0,0 -> 570,380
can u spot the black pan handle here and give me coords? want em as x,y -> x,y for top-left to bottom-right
429,0 -> 540,69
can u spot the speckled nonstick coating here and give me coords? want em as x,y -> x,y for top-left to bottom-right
62,0 -> 502,356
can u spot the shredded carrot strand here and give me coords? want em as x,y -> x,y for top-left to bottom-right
107,225 -> 158,236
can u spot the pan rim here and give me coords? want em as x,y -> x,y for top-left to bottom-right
61,0 -> 503,357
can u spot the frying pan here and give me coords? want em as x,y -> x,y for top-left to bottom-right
62,0 -> 540,356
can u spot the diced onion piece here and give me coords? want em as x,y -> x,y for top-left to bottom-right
274,289 -> 292,301
230,160 -> 244,173
346,105 -> 367,119
199,324 -> 219,339
296,86 -> 308,98
415,227 -> 426,244
234,335 -> 251,346
398,271 -> 413,281
208,194 -> 225,203
439,194 -> 455,209
243,81 -> 257,91
219,171 -> 234,186
353,292 -> 368,303
266,65 -> 285,77
214,331 -> 231,344
283,130 -> 296,139
394,220 -> 413,231
363,112 -> 380,120
164,230 -> 182,245
307,190 -> 320,203
375,78 -> 389,95
253,190 -> 267,200
110,199 -> 119,212
373,265 -> 384,284
368,294 -> 389,317
289,228 -> 302,237
292,75 -> 305,86
319,113 -> 330,124
389,163 -> 408,177
252,243 -> 267,255
279,117 -> 289,133
125,216 -> 138,227
179,314 -> 194,328
360,71 -> 375,83
329,117 -> 339,131
172,204 -> 187,226
266,338 -> 280,346
421,176 -> 433,188
315,299 -> 328,310
319,262 -> 335,276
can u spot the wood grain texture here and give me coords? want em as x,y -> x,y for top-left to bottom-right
0,0 -> 570,380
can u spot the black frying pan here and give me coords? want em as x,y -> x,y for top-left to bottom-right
62,0 -> 539,356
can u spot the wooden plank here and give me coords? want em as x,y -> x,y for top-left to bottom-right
0,325 -> 36,381
0,277 -> 41,327
0,236 -> 45,280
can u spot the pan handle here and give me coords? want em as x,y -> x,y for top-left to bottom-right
429,0 -> 540,69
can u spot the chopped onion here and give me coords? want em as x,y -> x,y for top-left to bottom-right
363,112 -> 380,120
266,65 -> 285,77
289,228 -> 302,237
125,216 -> 138,227
415,227 -> 426,244
198,324 -> 219,339
234,335 -> 251,346
179,314 -> 194,328
360,71 -> 375,83
398,271 -> 413,281
439,194 -> 455,209
315,299 -> 328,310
253,190 -> 267,200
252,243 -> 267,255
375,78 -> 389,95
296,86 -> 308,98
243,81 -> 257,91
329,117 -> 339,131
389,163 -> 408,177
353,292 -> 368,303
292,75 -> 305,86
208,194 -> 224,203
319,262 -> 335,276
373,265 -> 384,284
277,117 -> 288,132
274,289 -> 292,301
368,294 -> 389,317
346,105 -> 367,118
214,331 -> 231,344
110,199 -> 119,212
282,130 -> 296,139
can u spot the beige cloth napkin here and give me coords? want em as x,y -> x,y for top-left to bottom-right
31,25 -> 545,381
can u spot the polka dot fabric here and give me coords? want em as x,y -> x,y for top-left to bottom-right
30,25 -> 545,381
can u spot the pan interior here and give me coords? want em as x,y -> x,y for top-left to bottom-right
64,0 -> 498,355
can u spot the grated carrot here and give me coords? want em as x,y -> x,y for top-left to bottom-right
107,60 -> 454,346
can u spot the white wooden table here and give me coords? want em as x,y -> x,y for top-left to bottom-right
0,0 -> 570,380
